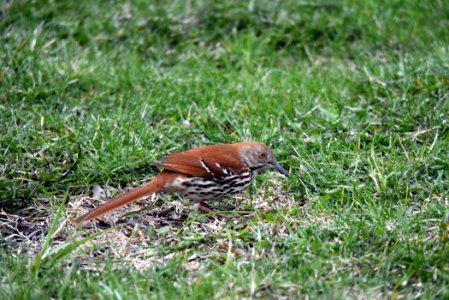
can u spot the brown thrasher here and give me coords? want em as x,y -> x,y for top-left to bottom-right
72,141 -> 288,224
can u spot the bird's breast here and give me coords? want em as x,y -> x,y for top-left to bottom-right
167,172 -> 256,202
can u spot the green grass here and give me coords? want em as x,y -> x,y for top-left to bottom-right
1,0 -> 449,298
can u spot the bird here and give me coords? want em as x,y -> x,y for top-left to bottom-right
72,141 -> 289,224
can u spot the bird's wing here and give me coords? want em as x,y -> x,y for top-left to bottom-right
152,144 -> 246,180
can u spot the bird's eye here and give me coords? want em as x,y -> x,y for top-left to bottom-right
258,152 -> 266,159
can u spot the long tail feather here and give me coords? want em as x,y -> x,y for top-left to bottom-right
72,176 -> 166,224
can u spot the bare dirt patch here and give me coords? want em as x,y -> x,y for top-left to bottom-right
1,180 -> 296,272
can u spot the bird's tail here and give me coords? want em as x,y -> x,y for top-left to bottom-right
72,173 -> 171,224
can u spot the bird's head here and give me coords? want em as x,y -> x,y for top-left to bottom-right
238,142 -> 289,177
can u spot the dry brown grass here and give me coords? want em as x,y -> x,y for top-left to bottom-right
1,179 -> 294,272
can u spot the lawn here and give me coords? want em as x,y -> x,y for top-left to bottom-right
1,0 -> 449,298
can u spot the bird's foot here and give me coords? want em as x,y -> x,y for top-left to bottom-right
194,201 -> 215,213
222,204 -> 236,210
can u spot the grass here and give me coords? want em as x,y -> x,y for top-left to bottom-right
1,0 -> 449,298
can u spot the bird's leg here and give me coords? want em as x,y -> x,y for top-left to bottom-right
196,201 -> 214,213
194,201 -> 237,213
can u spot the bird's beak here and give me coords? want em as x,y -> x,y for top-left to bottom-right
271,162 -> 289,177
